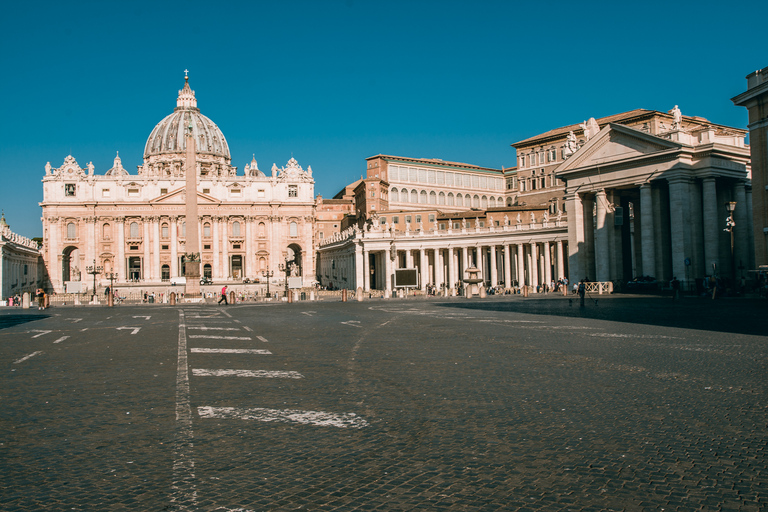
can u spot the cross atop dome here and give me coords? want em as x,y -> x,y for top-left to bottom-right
177,73 -> 198,110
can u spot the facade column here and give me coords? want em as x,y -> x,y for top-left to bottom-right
516,243 -> 524,286
489,245 -> 497,287
85,217 -> 96,276
385,245 -> 393,293
355,243 -> 364,291
212,217 -> 220,279
668,177 -> 692,286
734,181 -> 749,280
117,217 -> 126,280
594,189 -> 609,281
418,248 -> 426,290
531,243 -> 539,290
363,249 -> 370,291
143,218 -> 151,280
245,216 -> 253,279
222,219 -> 229,279
447,248 -> 455,289
170,216 -> 178,278
566,192 -> 585,283
640,184 -> 657,278
153,217 -> 160,282
556,240 -> 565,281
701,178 -> 719,277
543,241 -> 552,285
461,246 -> 468,280
405,249 -> 413,268
435,249 -> 443,289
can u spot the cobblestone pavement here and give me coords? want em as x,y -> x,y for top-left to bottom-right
1,295 -> 766,511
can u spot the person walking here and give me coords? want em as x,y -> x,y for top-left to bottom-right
578,280 -> 586,307
671,276 -> 680,300
218,285 -> 228,305
36,288 -> 45,310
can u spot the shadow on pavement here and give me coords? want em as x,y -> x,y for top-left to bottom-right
436,296 -> 768,337
0,313 -> 50,330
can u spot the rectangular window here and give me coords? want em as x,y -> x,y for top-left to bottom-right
393,216 -> 399,224
436,171 -> 444,185
203,188 -> 210,194
445,172 -> 454,186
233,244 -> 241,249
415,215 -> 421,223
160,188 -> 168,195
231,189 -> 241,197
288,185 -> 298,197
453,222 -> 460,229
418,169 -> 427,183
439,223 -> 446,230
162,245 -> 169,250
319,232 -> 324,239
427,170 -> 435,184
204,244 -> 211,250
102,189 -> 110,197
130,245 -> 139,251
380,217 -> 386,224
128,188 -> 139,197
258,189 -> 265,198
471,175 -> 479,188
405,215 -> 411,223
480,176 -> 487,189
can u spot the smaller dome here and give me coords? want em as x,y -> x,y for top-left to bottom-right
105,152 -> 129,176
245,154 -> 265,177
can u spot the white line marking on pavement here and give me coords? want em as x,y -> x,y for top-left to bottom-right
116,327 -> 142,335
192,369 -> 304,379
187,327 -> 240,331
29,330 -> 52,338
190,348 -> 272,355
242,326 -> 252,332
256,336 -> 268,343
67,318 -> 83,323
133,315 -> 151,320
53,336 -> 70,344
197,406 -> 368,429
172,310 -> 197,508
14,351 -> 43,364
341,320 -> 362,328
221,310 -> 233,318
302,311 -> 314,316
80,328 -> 88,332
188,335 -> 252,340
233,319 -> 240,323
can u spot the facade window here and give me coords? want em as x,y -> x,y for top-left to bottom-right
203,223 -> 211,238
447,193 -> 454,206
162,265 -> 170,281
290,221 -> 298,237
453,222 -> 460,229
288,185 -> 298,197
128,188 -> 139,197
456,194 -> 463,207
439,223 -> 446,230
410,190 -> 418,203
65,184 -> 76,196
258,189 -> 265,198
391,188 -> 399,202
161,188 -> 168,194
67,222 -> 76,239
520,156 -> 526,168
405,215 -> 412,224
258,222 -> 266,237
204,244 -> 211,250
130,222 -> 139,238
162,245 -> 169,250
182,221 -> 186,237
393,216 -> 399,224
233,244 -> 241,249
203,188 -> 210,194
102,189 -> 110,197
102,223 -> 111,240
415,215 -> 421,223
232,221 -> 241,237
231,188 -> 241,197
319,232 -> 324,239
479,221 -> 484,227
439,192 -> 445,205
420,190 -> 427,204
371,191 -> 375,198
473,195 -> 480,208
429,191 -> 436,204
380,217 -> 386,224
428,214 -> 435,222
162,224 -> 169,238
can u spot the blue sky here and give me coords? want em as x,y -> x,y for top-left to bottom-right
1,0 -> 765,237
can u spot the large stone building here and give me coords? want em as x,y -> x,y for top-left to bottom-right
40,76 -> 315,294
0,214 -> 43,301
316,107 -> 753,294
732,66 -> 768,268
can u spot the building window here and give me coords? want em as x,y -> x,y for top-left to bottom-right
380,217 -> 386,224
161,188 -> 168,195
258,222 -> 266,237
67,222 -> 76,239
130,222 -> 139,238
102,189 -> 110,198
162,265 -> 170,281
203,223 -> 211,238
453,222 -> 460,229
162,223 -> 169,238
371,191 -> 375,198
288,185 -> 298,197
65,184 -> 76,196
203,188 -> 210,194
182,221 -> 186,237
130,245 -> 139,251
231,188 -> 241,197
102,223 -> 111,240
393,216 -> 399,224
128,188 -> 139,197
290,221 -> 298,237
258,189 -> 265,198
439,223 -> 446,230
204,244 -> 211,250
415,215 -> 421,223
390,188 -> 399,202
162,245 -> 169,250
319,232 -> 324,239
233,244 -> 241,249
232,221 -> 241,237
428,214 -> 435,222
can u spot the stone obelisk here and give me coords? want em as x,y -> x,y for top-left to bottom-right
184,115 -> 201,297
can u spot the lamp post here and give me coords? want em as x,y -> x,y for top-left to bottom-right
724,201 -> 737,287
261,268 -> 274,298
104,271 -> 118,307
279,260 -> 290,302
85,259 -> 103,302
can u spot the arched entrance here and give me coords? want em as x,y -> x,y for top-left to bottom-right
128,257 -> 142,281
231,255 -> 243,279
285,244 -> 302,277
62,246 -> 79,282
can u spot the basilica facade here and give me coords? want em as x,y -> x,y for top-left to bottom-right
40,77 -> 315,294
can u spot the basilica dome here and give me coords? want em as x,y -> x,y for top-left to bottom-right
143,76 -> 231,162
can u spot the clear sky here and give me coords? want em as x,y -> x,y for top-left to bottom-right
1,0 -> 765,237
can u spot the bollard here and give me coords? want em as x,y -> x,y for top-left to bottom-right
310,290 -> 315,301
341,289 -> 347,302
523,285 -> 529,298
44,294 -> 50,309
170,292 -> 176,305
22,292 -> 31,309
108,293 -> 114,307
562,285 -> 567,297
479,285 -> 487,298
356,287 -> 364,302
229,291 -> 235,304
288,290 -> 293,303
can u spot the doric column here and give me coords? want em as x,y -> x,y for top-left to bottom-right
447,247 -> 455,289
667,176 -> 692,286
503,244 -> 512,288
640,184 -> 657,278
435,249 -> 444,289
222,219 -> 229,279
530,243 -> 539,290
153,217 -> 160,282
556,240 -> 565,281
461,246 -> 468,280
170,216 -> 178,278
385,244 -> 393,293
85,217 -> 96,275
516,243 -> 524,286
489,245 -> 497,287
734,181 -> 749,279
245,216 -> 253,279
355,243 -> 365,290
363,249 -> 370,291
594,189 -> 609,281
116,217 -> 126,280
543,241 -> 552,285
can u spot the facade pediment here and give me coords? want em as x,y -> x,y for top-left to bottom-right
150,188 -> 219,204
555,124 -> 682,177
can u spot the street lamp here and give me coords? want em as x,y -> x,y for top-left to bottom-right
105,271 -> 118,307
724,201 -> 737,287
261,268 -> 274,298
85,259 -> 103,302
278,259 -> 290,301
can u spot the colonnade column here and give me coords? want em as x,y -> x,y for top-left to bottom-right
556,240 -> 565,281
734,181 -> 749,280
221,220 -> 229,279
117,217 -> 126,280
594,189 -> 609,281
566,192 -> 585,283
143,218 -> 151,280
245,216 -> 253,278
355,243 -> 364,291
363,249 -> 370,292
668,177 -> 692,285
170,216 -> 178,278
461,247 -> 468,280
489,245 -> 498,287
503,244 -> 511,288
419,248 -> 427,290
543,241 -> 552,285
516,244 -> 524,286
447,248 -> 455,289
435,249 -> 444,289
384,246 -> 393,294
640,184 -> 657,278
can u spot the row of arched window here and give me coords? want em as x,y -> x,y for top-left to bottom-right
64,220 -> 298,241
390,188 -> 500,209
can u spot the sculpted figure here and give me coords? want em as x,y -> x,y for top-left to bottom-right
671,105 -> 682,129
516,212 -> 522,224
564,131 -> 578,156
